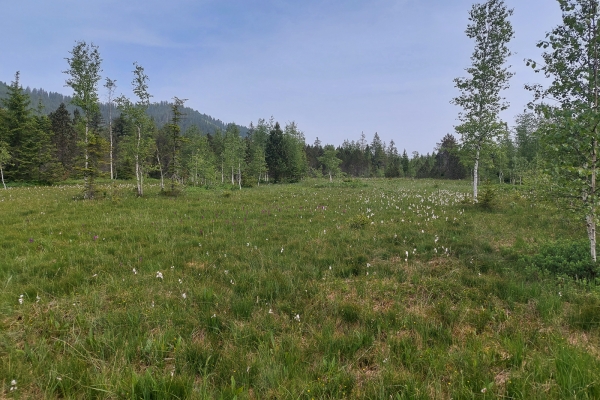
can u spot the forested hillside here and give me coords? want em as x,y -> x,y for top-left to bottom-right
0,81 -> 246,136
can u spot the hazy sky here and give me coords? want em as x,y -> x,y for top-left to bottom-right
1,0 -> 562,154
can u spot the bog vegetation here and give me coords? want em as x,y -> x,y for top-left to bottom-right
1,179 -> 599,399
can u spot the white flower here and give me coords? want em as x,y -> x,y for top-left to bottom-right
18,294 -> 24,305
182,293 -> 187,299
281,247 -> 284,253
171,265 -> 175,269
156,271 -> 163,279
366,263 -> 371,268
36,295 -> 41,303
178,278 -> 183,284
294,314 -> 301,322
133,268 -> 137,275
11,380 -> 16,386
269,309 -> 274,314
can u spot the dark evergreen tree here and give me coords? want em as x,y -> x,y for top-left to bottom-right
266,122 -> 285,183
385,140 -> 402,178
49,103 -> 78,176
401,149 -> 410,176
433,134 -> 466,179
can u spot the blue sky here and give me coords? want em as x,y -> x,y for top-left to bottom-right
2,0 -> 561,154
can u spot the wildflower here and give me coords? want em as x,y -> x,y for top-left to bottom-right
133,268 -> 137,274
93,235 -> 98,241
156,271 -> 163,279
366,263 -> 371,268
18,294 -> 24,305
36,295 -> 41,303
182,293 -> 187,299
294,314 -> 301,322
269,309 -> 274,314
178,278 -> 183,284
481,388 -> 487,393
281,247 -> 284,253
10,380 -> 17,391
28,238 -> 34,243
171,265 -> 175,269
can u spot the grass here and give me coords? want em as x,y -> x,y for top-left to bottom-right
0,178 -> 599,399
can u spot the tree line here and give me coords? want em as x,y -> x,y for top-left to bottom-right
0,64 -> 542,192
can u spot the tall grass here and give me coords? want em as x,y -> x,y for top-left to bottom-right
0,178 -> 599,399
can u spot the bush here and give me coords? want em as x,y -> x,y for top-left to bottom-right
525,240 -> 599,280
349,214 -> 370,229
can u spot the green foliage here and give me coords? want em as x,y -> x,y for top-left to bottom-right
452,0 -> 514,199
349,214 -> 370,229
525,240 -> 599,280
478,185 -> 497,210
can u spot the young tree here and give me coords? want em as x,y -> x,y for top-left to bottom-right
168,97 -> 187,192
64,41 -> 103,198
318,144 -> 342,182
266,122 -> 285,183
49,103 -> 78,176
116,63 -> 152,196
452,0 -> 514,200
526,0 -> 600,261
283,121 -> 307,182
104,77 -> 117,180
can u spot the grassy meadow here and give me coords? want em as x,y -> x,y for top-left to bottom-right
1,178 -> 599,399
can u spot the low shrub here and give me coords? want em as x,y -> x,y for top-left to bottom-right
524,240 -> 599,280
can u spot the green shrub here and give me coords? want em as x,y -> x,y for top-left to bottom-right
478,186 -> 497,210
525,240 -> 599,280
349,214 -> 370,229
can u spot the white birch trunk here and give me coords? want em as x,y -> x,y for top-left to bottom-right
136,126 -> 142,196
1,166 -> 5,189
473,147 -> 480,201
587,214 -> 597,262
238,163 -> 242,190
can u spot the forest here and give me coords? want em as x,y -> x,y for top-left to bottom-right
0,72 -> 537,189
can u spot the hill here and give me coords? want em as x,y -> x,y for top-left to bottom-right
0,80 -> 247,135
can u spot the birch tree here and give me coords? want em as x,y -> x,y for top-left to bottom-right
452,0 -> 514,200
104,77 -> 117,180
64,41 -> 103,198
526,0 -> 600,262
116,63 -> 152,196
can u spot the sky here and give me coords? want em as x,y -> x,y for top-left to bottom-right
1,0 -> 562,155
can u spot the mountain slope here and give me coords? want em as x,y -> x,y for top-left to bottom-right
0,81 -> 247,135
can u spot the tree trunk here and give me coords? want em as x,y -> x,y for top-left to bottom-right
587,214 -> 597,262
473,146 -> 480,201
589,138 -> 598,262
85,122 -> 89,170
156,149 -> 164,190
238,163 -> 242,190
329,171 -> 332,182
136,126 -> 142,196
1,166 -> 5,189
